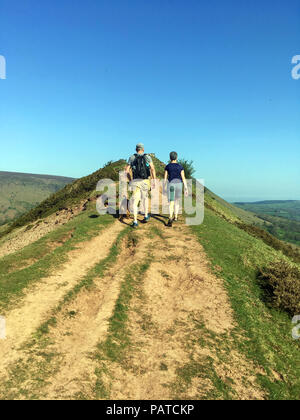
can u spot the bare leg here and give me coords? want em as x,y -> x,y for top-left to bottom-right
169,201 -> 175,219
133,189 -> 141,223
142,195 -> 149,218
174,199 -> 180,220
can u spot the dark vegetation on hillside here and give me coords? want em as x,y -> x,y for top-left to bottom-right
258,215 -> 300,246
258,262 -> 300,315
235,222 -> 300,264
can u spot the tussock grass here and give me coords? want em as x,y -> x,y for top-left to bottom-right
258,262 -> 300,316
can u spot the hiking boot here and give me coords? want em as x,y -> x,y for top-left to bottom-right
166,218 -> 173,227
131,221 -> 138,228
142,215 -> 151,223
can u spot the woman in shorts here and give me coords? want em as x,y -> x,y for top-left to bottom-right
164,151 -> 188,227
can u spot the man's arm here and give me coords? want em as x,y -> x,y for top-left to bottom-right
149,161 -> 157,189
125,164 -> 132,181
150,162 -> 156,180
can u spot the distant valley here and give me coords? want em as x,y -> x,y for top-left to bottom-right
234,200 -> 300,246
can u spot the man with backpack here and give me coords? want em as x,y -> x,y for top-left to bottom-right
125,143 -> 156,228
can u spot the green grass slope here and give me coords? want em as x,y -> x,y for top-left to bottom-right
191,208 -> 300,399
190,192 -> 300,399
205,190 -> 300,263
205,188 -> 265,226
0,171 -> 75,226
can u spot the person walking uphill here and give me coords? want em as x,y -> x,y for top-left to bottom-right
125,143 -> 157,228
164,151 -> 188,227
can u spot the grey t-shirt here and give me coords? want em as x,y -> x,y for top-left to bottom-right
128,153 -> 152,167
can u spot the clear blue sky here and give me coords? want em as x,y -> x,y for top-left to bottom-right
0,0 -> 299,202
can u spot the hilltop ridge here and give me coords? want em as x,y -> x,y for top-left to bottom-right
1,158 -> 299,262
0,156 -> 163,236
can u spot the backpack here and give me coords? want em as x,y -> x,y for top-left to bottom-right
132,154 -> 151,179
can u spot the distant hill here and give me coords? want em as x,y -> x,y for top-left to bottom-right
236,200 -> 297,205
234,200 -> 300,221
234,200 -> 300,246
0,171 -> 75,226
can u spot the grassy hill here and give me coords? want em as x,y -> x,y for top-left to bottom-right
0,159 -> 299,400
234,201 -> 300,246
206,189 -> 265,226
1,158 -> 299,263
0,155 -> 165,237
234,200 -> 300,221
0,171 -> 75,226
0,156 -> 259,236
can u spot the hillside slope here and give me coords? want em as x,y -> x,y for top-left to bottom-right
0,159 -> 299,400
234,201 -> 300,246
0,171 -> 75,226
